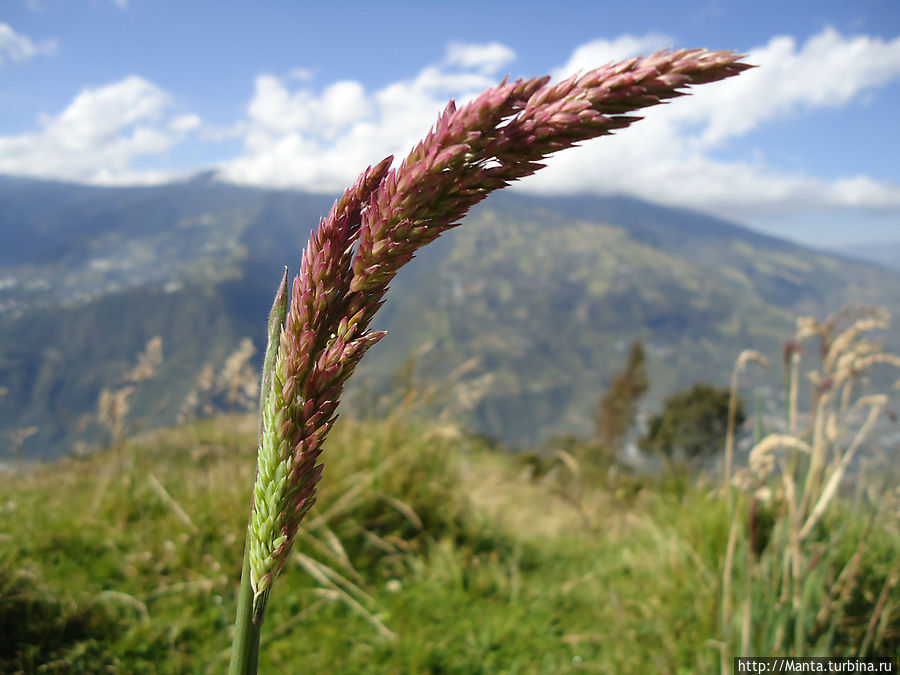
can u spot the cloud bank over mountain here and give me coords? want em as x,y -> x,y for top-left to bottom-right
1,25 -> 898,243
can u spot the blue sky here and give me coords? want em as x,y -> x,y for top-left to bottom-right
1,0 -> 899,247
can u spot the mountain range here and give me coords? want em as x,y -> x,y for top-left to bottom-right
833,240 -> 900,271
1,174 -> 898,460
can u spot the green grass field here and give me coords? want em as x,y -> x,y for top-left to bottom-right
3,402 -> 898,673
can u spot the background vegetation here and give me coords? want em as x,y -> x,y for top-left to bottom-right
2,305 -> 898,673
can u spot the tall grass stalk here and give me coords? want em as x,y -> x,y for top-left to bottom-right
721,307 -> 900,666
723,350 -> 768,494
227,48 -> 752,673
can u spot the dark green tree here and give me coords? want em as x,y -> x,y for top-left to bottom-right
595,339 -> 648,451
639,383 -> 743,461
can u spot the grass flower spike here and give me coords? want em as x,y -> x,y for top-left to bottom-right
231,48 -> 752,673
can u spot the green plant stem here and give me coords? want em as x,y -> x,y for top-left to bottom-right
229,530 -> 263,675
230,270 -> 285,674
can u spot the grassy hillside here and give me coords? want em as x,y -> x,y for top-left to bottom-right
2,402 -> 898,673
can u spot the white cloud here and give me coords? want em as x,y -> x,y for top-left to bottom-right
549,33 -> 673,80
289,67 -> 315,81
110,0 -> 128,8
168,114 -> 201,133
0,23 -> 57,66
445,41 -> 516,75
246,76 -> 373,137
0,75 -> 199,184
219,29 -> 900,224
678,27 -> 900,146
519,27 -> 900,221
218,42 -> 511,190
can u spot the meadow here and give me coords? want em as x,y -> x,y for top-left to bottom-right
2,308 -> 898,673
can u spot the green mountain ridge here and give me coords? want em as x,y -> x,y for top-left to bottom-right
1,175 -> 897,458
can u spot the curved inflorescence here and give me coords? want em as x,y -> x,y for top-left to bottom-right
247,48 -> 753,614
